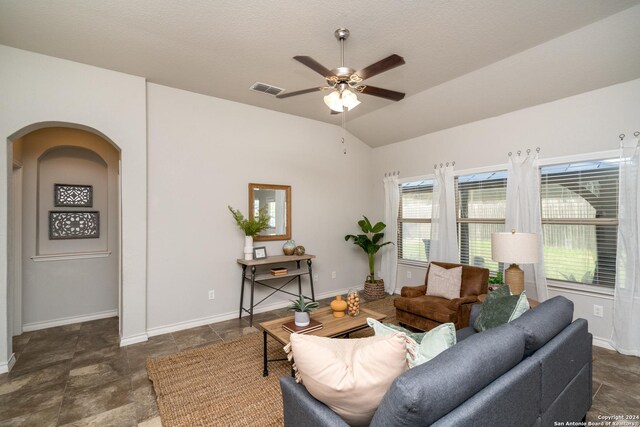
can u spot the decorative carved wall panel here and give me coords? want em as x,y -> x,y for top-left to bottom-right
54,184 -> 93,207
49,211 -> 100,239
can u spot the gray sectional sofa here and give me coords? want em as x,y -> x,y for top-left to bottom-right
280,296 -> 592,426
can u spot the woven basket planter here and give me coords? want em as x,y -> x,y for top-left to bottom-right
363,279 -> 386,301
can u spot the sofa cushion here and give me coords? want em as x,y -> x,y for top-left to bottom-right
474,287 -> 529,332
367,318 -> 456,367
426,264 -> 462,299
509,296 -> 574,357
370,324 -> 526,427
287,332 -> 409,427
394,295 -> 456,324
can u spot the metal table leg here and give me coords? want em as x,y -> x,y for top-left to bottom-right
307,259 -> 315,301
239,265 -> 247,319
263,330 -> 269,377
249,266 -> 256,327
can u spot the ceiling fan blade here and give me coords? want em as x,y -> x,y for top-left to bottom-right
360,85 -> 405,101
355,54 -> 405,80
294,56 -> 336,78
276,87 -> 327,99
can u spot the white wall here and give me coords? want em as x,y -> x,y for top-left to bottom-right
372,78 -> 640,345
0,45 -> 148,370
146,83 -> 374,331
16,128 -> 119,328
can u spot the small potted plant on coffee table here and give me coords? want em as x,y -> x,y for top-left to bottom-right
287,295 -> 319,327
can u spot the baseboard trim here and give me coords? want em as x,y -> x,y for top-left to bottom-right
120,333 -> 148,347
592,337 -> 615,351
146,286 -> 361,337
22,309 -> 118,332
0,353 -> 17,374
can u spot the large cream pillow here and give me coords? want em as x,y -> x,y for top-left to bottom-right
426,263 -> 462,300
286,333 -> 408,426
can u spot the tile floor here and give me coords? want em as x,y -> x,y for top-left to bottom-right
0,296 -> 638,426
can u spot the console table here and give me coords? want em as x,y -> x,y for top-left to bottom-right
237,254 -> 316,326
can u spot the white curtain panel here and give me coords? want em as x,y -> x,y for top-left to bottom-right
505,154 -> 549,301
381,175 -> 400,294
430,165 -> 459,263
612,138 -> 640,356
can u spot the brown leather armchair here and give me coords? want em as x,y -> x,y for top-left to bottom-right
394,262 -> 489,331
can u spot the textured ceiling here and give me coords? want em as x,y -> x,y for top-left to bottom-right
1,0 -> 639,147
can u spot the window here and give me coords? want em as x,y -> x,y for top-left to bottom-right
456,171 -> 507,275
540,159 -> 619,288
398,180 -> 433,262
397,157 -> 619,290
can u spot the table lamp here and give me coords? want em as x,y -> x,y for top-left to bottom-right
491,230 -> 539,294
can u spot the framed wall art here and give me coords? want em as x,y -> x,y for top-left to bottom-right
54,184 -> 93,207
49,211 -> 100,240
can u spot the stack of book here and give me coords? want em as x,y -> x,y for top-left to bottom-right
282,319 -> 323,334
271,267 -> 288,276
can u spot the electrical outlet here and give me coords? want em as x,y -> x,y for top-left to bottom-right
331,271 -> 337,279
313,274 -> 319,282
208,290 -> 215,300
407,271 -> 412,279
593,304 -> 603,318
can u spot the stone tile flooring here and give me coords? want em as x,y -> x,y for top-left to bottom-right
0,296 -> 638,426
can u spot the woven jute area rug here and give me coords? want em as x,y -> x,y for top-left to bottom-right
146,297 -> 396,426
147,332 -> 292,427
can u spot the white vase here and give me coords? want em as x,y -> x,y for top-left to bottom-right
294,311 -> 310,327
244,236 -> 253,260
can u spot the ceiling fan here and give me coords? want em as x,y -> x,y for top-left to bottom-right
276,28 -> 405,113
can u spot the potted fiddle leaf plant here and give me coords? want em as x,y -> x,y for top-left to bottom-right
287,294 -> 320,327
344,216 -> 393,301
228,205 -> 271,260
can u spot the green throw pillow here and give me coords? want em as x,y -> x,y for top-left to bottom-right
367,318 -> 456,367
474,287 -> 530,332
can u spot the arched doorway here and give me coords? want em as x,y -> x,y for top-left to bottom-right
5,122 -> 127,370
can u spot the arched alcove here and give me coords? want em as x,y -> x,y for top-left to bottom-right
3,120 -> 145,372
10,128 -> 121,335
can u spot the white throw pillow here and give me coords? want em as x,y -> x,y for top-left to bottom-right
367,318 -> 457,367
286,333 -> 408,426
426,263 -> 463,300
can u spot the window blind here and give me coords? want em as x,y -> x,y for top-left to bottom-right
456,171 -> 507,275
540,160 -> 619,288
398,181 -> 433,262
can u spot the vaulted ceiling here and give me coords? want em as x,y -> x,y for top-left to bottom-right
1,0 -> 639,147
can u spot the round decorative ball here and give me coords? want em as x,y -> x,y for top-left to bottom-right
346,289 -> 360,317
330,295 -> 347,318
294,245 -> 306,256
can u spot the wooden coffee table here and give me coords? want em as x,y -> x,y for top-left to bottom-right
258,306 -> 386,376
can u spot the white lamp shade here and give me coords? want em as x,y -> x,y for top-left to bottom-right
491,232 -> 539,264
341,89 -> 361,110
323,91 -> 343,112
323,89 -> 360,112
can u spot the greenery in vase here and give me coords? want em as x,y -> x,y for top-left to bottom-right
228,205 -> 271,237
344,216 -> 393,283
287,294 -> 319,313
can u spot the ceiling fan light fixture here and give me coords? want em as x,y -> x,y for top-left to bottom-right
341,89 -> 360,110
324,89 -> 360,112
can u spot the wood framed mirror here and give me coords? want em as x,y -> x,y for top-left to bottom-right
249,183 -> 291,241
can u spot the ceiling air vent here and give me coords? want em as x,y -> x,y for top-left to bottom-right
250,82 -> 285,96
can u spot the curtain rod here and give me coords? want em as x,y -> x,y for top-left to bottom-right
508,147 -> 540,157
433,161 -> 455,169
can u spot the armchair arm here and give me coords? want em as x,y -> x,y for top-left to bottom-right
280,377 -> 349,427
400,285 -> 427,298
447,295 -> 478,311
